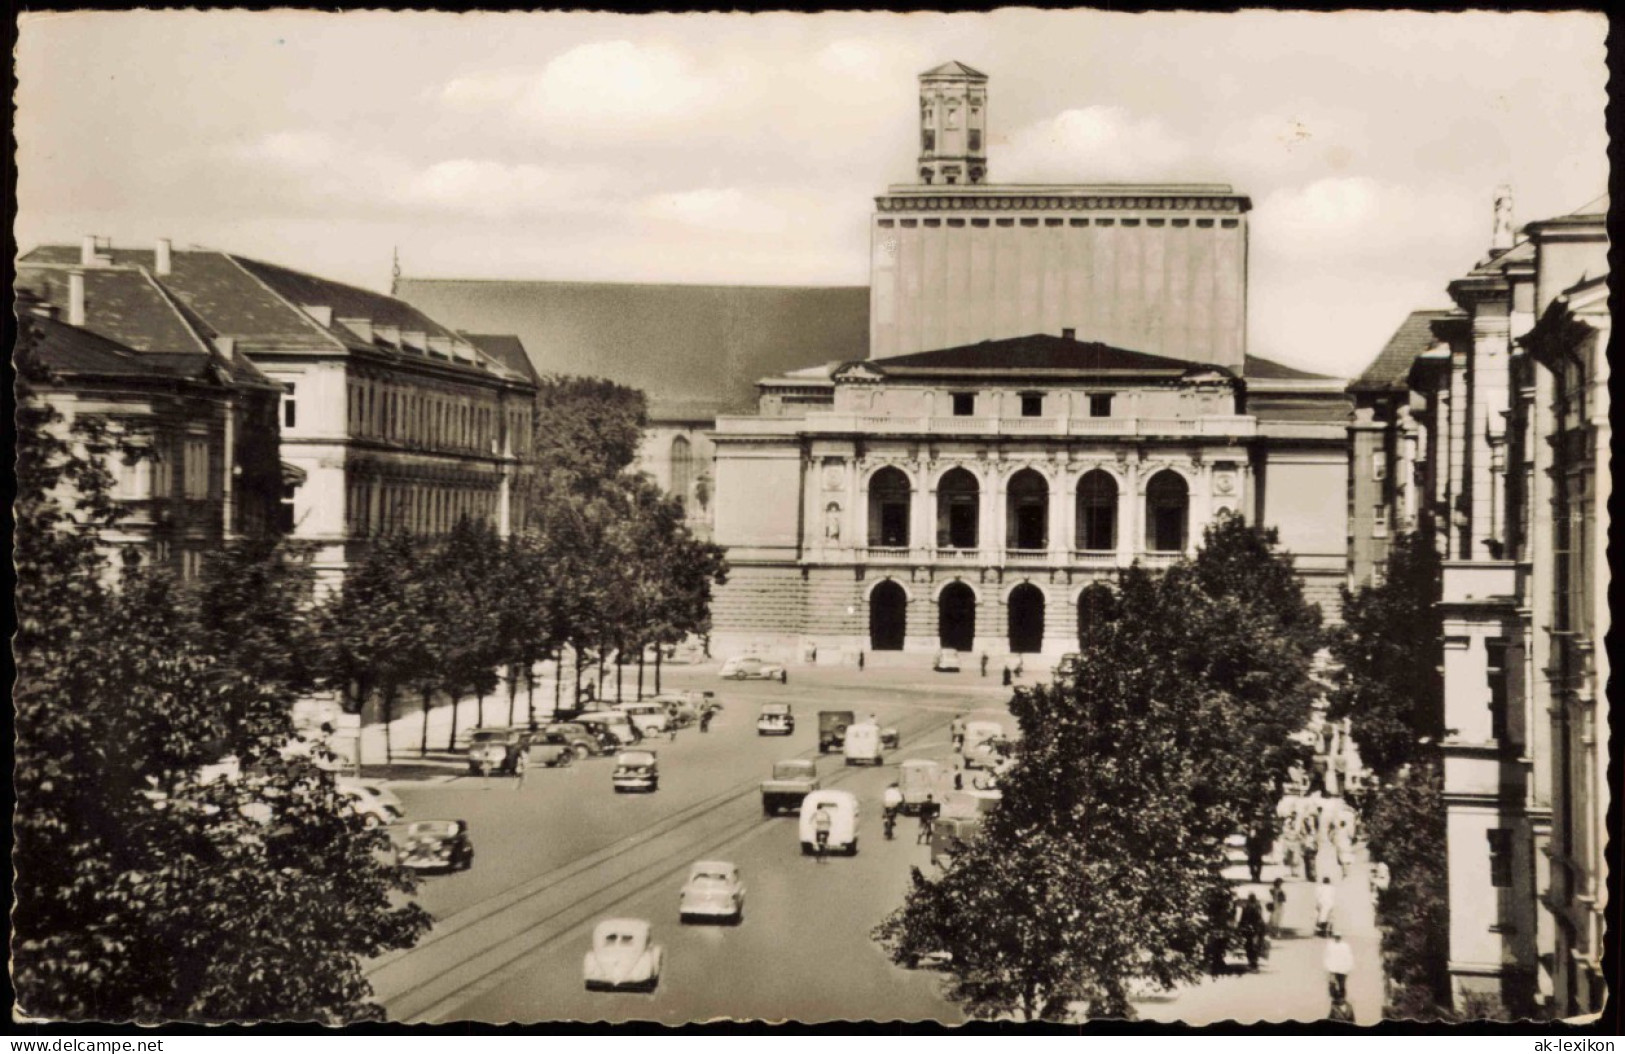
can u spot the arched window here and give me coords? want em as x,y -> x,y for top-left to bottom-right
1145,470 -> 1190,553
867,467 -> 912,547
1076,470 -> 1118,551
1006,469 -> 1049,550
670,435 -> 693,510
936,468 -> 980,549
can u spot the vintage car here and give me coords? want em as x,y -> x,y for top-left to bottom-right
466,728 -> 531,776
760,758 -> 820,815
843,722 -> 884,767
1055,652 -> 1082,678
612,750 -> 660,793
649,694 -> 699,729
576,711 -> 640,747
880,724 -> 901,750
525,727 -> 580,767
933,648 -> 962,673
677,861 -> 746,924
961,719 -> 1007,770
897,758 -> 944,814
396,819 -> 473,872
799,789 -> 860,856
337,778 -> 404,827
817,710 -> 855,754
617,701 -> 670,738
719,655 -> 785,681
930,815 -> 983,868
756,702 -> 795,736
583,918 -> 663,992
540,722 -> 607,760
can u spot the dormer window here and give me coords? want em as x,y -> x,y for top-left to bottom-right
1089,394 -> 1114,418
1020,393 -> 1044,417
951,392 -> 975,417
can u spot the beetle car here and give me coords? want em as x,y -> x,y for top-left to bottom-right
720,655 -> 785,681
466,727 -> 531,776
337,778 -> 404,827
612,750 -> 660,793
396,819 -> 473,872
583,918 -> 663,992
678,861 -> 746,924
756,702 -> 795,736
540,722 -> 605,760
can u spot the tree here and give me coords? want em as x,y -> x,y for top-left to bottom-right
523,374 -> 648,505
1328,531 -> 1444,779
1364,761 -> 1453,1019
13,321 -> 428,1021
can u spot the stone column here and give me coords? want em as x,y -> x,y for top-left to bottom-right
911,462 -> 935,559
981,462 -> 1002,567
1118,458 -> 1139,565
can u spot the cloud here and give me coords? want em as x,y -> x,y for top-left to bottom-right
635,187 -> 792,235
394,159 -> 625,219
997,107 -> 1192,183
1252,177 -> 1481,264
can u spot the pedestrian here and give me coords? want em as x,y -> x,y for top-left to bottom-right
1245,825 -> 1269,883
514,758 -> 527,792
1237,893 -> 1267,972
1281,827 -> 1301,879
1314,876 -> 1337,937
953,769 -> 964,791
780,667 -> 788,684
1335,824 -> 1355,879
1302,815 -> 1320,882
699,708 -> 713,733
979,653 -> 989,677
950,716 -> 966,752
1268,877 -> 1288,938
917,794 -> 938,844
1013,656 -> 1024,678
1323,928 -> 1355,1003
1370,860 -> 1391,908
858,651 -> 865,672
1001,663 -> 1012,687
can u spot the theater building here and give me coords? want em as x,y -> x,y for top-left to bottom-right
707,62 -> 1350,659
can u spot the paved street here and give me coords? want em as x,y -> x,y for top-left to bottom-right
365,663 -> 1004,1023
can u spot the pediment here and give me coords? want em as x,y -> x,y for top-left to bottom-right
832,361 -> 888,384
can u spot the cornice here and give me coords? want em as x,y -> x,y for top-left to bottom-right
875,188 -> 1251,214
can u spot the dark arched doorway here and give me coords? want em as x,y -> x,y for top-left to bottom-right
1077,582 -> 1118,649
938,582 -> 977,651
1007,583 -> 1046,654
869,580 -> 907,651
1006,469 -> 1049,551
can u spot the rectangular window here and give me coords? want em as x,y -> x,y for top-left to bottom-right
282,383 -> 297,429
971,218 -> 990,228
1486,638 -> 1509,741
1020,218 -> 1039,227
1373,506 -> 1389,539
1371,452 -> 1388,481
1020,394 -> 1043,417
183,439 -> 209,499
951,392 -> 975,417
1089,394 -> 1114,418
1045,218 -> 1063,227
968,130 -> 981,151
1487,829 -> 1513,888
1097,218 -> 1115,227
996,218 -> 1014,227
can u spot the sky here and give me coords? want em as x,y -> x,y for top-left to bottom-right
14,9 -> 1609,378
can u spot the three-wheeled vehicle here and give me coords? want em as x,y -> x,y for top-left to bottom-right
612,750 -> 660,793
798,789 -> 860,856
961,719 -> 1007,770
898,758 -> 944,814
818,710 -> 855,754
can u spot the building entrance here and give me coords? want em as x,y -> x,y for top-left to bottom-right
1007,583 -> 1045,654
869,580 -> 907,651
938,582 -> 976,651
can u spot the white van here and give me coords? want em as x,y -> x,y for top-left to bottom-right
842,722 -> 884,766
799,790 -> 860,855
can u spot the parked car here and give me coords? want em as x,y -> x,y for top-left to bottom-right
933,648 -> 962,673
466,728 -> 531,776
799,790 -> 860,856
720,655 -> 785,681
756,702 -> 795,736
617,701 -> 670,737
1056,652 -> 1082,678
760,758 -> 820,815
612,750 -> 660,793
527,727 -> 580,767
818,710 -> 856,754
678,861 -> 745,924
583,918 -> 663,992
576,711 -> 640,747
337,778 -> 404,827
843,722 -> 884,767
396,819 -> 473,872
897,758 -> 943,815
961,719 -> 1006,770
540,722 -> 606,760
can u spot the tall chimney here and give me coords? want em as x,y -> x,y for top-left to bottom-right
155,238 -> 173,276
1062,327 -> 1076,340
1491,185 -> 1515,251
68,271 -> 87,327
81,236 -> 98,266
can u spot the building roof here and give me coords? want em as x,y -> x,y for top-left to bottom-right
395,278 -> 870,415
1349,310 -> 1457,393
19,244 -> 531,386
21,312 -> 182,379
861,333 -> 1221,378
459,332 -> 541,385
1243,354 -> 1340,382
921,60 -> 987,79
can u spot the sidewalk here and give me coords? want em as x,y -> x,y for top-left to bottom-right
1132,840 -> 1384,1025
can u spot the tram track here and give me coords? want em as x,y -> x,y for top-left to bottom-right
370,704 -> 957,1022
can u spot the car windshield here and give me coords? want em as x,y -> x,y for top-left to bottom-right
689,871 -> 730,886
